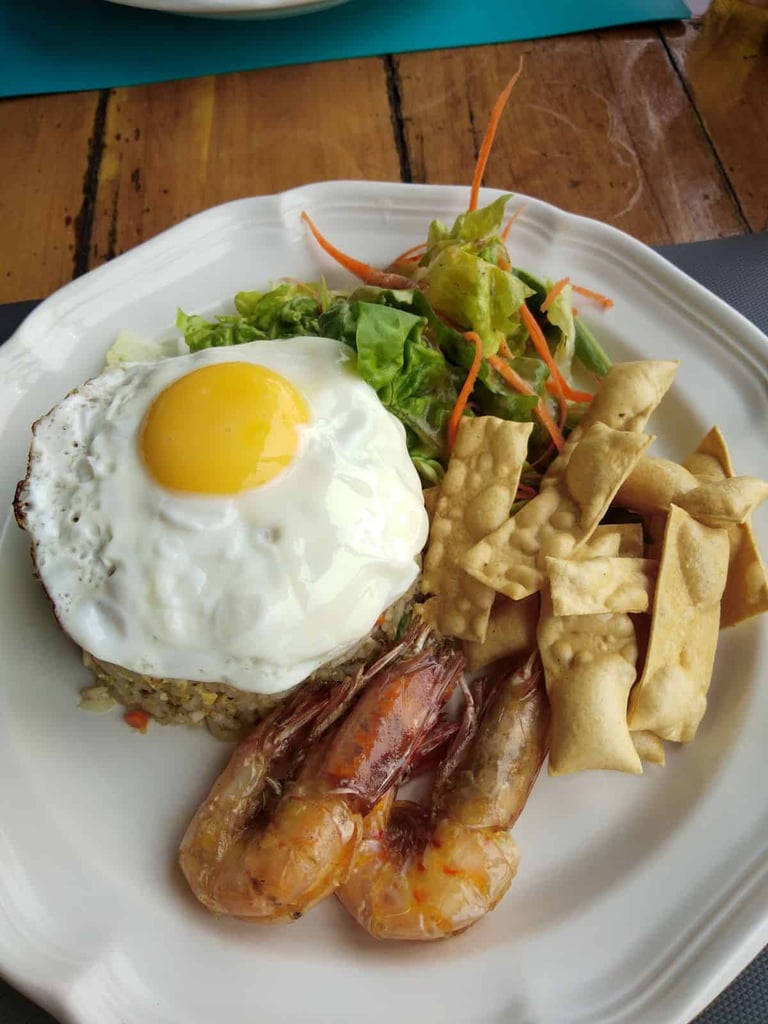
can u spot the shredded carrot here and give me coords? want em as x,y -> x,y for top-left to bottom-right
447,332 -> 484,453
301,212 -> 415,290
125,709 -> 150,734
498,337 -> 514,359
487,355 -> 564,450
469,57 -> 525,212
545,378 -> 588,409
541,276 -> 570,313
520,302 -> 593,404
572,284 -> 614,309
393,241 -> 428,264
500,203 -> 527,242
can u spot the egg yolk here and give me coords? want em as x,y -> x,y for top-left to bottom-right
140,362 -> 310,493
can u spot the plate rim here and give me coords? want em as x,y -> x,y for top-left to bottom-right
1,179 -> 767,1024
104,0 -> 353,15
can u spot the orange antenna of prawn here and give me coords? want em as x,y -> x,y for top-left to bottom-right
468,56 -> 525,213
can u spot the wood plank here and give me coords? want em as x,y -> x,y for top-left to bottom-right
662,1 -> 768,232
0,92 -> 102,303
89,60 -> 402,270
394,29 -> 747,246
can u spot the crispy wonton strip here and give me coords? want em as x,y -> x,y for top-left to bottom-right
684,428 -> 768,628
538,585 -> 642,775
589,522 -> 645,557
462,527 -> 625,672
460,361 -> 675,600
631,730 -> 665,766
682,425 -> 735,479
643,512 -> 667,561
462,423 -> 652,600
616,460 -> 768,526
423,485 -> 440,524
675,476 -> 768,528
421,418 -> 532,642
628,506 -> 729,742
575,360 -> 678,436
546,555 -> 657,616
614,457 -> 698,514
610,522 -> 645,557
462,595 -> 539,673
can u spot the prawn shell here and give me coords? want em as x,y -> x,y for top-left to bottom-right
438,656 -> 550,830
338,809 -> 519,941
321,647 -> 464,813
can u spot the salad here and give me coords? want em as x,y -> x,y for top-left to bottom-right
174,194 -> 612,487
169,72 -> 613,488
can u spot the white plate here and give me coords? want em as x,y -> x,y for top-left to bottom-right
104,0 -> 353,19
1,182 -> 767,1024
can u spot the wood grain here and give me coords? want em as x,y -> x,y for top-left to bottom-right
88,60 -> 403,270
662,1 -> 768,232
2,16 -> 764,305
0,91 -> 102,303
394,30 -> 748,246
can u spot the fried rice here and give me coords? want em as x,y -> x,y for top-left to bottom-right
78,587 -> 416,741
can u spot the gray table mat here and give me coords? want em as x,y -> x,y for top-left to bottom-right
1,231 -> 767,1024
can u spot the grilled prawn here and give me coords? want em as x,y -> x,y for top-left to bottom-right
336,652 -> 550,940
179,628 -> 464,923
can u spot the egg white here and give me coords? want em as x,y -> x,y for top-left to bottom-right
19,337 -> 428,694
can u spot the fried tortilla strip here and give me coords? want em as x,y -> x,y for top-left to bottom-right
631,730 -> 665,766
684,428 -> 768,628
628,505 -> 729,742
463,528 -> 623,672
546,555 -> 658,616
463,594 -> 539,673
614,457 -> 698,514
462,423 -> 652,600
538,586 -> 642,775
421,418 -> 532,642
675,477 -> 768,528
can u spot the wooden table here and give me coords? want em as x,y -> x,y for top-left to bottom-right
1,0 -> 766,306
0,5 -> 766,1024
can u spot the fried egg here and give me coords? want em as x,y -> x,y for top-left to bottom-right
17,337 -> 428,694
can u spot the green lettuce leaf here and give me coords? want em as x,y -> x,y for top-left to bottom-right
233,283 -> 320,337
421,245 -> 530,355
177,310 -> 266,351
512,265 -> 611,377
448,194 -> 512,242
332,286 -> 548,429
177,283 -> 322,352
543,279 -> 576,376
318,299 -> 458,475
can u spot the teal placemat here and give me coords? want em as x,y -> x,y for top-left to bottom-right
0,0 -> 690,99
